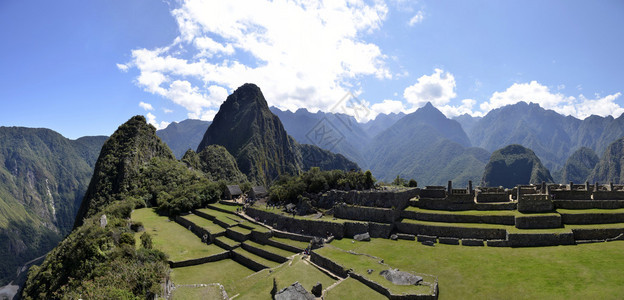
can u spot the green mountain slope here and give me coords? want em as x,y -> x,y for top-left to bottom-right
156,119 -> 211,159
197,83 -> 359,185
588,137 -> 624,184
481,144 -> 554,188
181,145 -> 247,183
560,147 -> 599,183
74,115 -> 174,227
0,127 -> 106,285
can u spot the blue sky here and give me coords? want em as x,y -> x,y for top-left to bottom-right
1,0 -> 623,139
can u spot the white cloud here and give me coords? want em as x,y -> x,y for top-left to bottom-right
479,81 -> 623,119
121,0 -> 391,121
146,112 -> 170,129
163,108 -> 174,114
116,63 -> 129,72
403,68 -> 456,108
438,99 -> 483,118
139,101 -> 154,111
408,10 -> 424,26
371,99 -> 405,115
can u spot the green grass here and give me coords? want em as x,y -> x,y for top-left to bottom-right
244,240 -> 295,258
171,285 -> 223,299
326,238 -> 624,299
506,226 -> 572,234
196,208 -> 244,226
214,236 -> 240,248
180,214 -> 226,235
233,255 -> 337,299
232,248 -> 282,269
131,208 -> 225,262
170,259 -> 255,295
270,237 -> 310,250
208,202 -> 241,213
566,223 -> 624,229
228,225 -> 253,235
315,246 -> 433,296
324,277 -> 386,300
557,208 -> 624,214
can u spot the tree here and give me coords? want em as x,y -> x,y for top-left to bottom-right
140,232 -> 153,249
408,179 -> 418,187
393,175 -> 407,187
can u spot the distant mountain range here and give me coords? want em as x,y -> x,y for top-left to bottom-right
0,127 -> 106,285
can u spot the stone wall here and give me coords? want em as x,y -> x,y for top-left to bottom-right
401,210 -> 515,225
553,200 -> 624,209
246,207 -> 344,238
343,221 -> 369,237
272,230 -> 315,243
571,227 -> 624,240
396,222 -> 507,240
226,228 -> 250,242
309,251 -> 348,278
517,195 -> 553,213
551,191 -> 592,200
231,250 -> 269,272
476,193 -> 509,203
593,191 -> 624,200
214,238 -> 239,250
265,238 -> 305,253
369,222 -> 393,238
560,212 -> 624,224
514,214 -> 562,229
169,251 -> 230,268
333,204 -> 397,223
175,215 -> 215,243
507,232 -> 575,247
315,188 -> 418,209
241,242 -> 287,263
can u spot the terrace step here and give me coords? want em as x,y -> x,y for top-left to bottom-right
226,226 -> 252,242
214,236 -> 241,250
241,240 -> 290,263
396,219 -> 509,240
266,237 -> 308,253
514,213 -> 562,229
231,248 -> 281,272
558,208 -> 624,224
506,228 -> 575,247
401,207 -> 515,225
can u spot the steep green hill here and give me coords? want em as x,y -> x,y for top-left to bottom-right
74,115 -> 174,227
588,137 -> 624,184
0,127 -> 106,285
181,145 -> 247,183
156,119 -> 211,159
481,144 -> 553,188
197,83 -> 359,185
560,147 -> 599,183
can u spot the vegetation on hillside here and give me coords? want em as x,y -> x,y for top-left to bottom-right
588,137 -> 624,184
481,144 -> 553,188
181,145 -> 248,183
560,147 -> 599,183
269,167 -> 375,203
0,127 -> 106,285
74,116 -> 175,227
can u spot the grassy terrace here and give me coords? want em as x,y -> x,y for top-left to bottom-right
170,259 -> 255,295
170,285 -> 223,300
180,214 -> 226,234
209,202 -> 241,213
244,240 -> 295,258
131,208 -> 225,262
557,208 -> 624,214
401,218 -> 511,230
215,236 -> 240,248
315,246 -> 433,296
404,206 -> 516,216
328,238 -> 624,299
567,222 -> 624,229
228,225 -> 253,235
269,236 -> 310,250
232,248 -> 282,269
196,208 -> 243,227
324,277 -> 386,300
232,255 -> 336,299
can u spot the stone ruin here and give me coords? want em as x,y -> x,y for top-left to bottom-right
379,269 -> 423,285
274,281 -> 315,300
